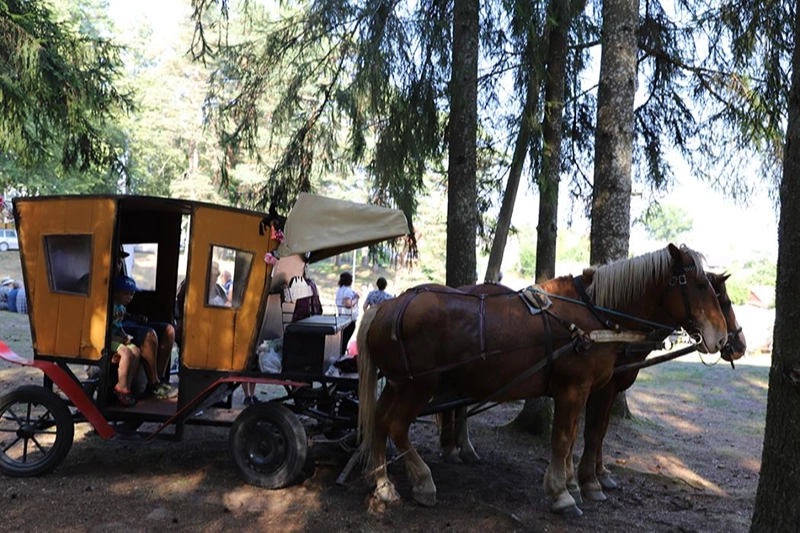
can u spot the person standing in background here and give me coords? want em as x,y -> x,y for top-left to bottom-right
0,277 -> 13,310
335,271 -> 360,351
363,276 -> 393,312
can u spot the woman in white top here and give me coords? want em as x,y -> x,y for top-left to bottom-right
335,271 -> 360,352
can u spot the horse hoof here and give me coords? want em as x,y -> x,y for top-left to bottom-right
599,475 -> 618,491
568,489 -> 584,506
442,450 -> 463,464
553,504 -> 583,518
413,489 -> 437,507
581,488 -> 607,502
374,481 -> 401,503
460,450 -> 481,464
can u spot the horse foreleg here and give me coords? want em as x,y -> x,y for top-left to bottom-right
454,406 -> 481,463
544,388 -> 586,517
565,439 -> 582,506
578,384 -> 617,501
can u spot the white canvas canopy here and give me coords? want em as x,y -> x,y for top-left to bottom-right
275,193 -> 410,263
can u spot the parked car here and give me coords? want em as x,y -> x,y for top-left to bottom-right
0,228 -> 18,251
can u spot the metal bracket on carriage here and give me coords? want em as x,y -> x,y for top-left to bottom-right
519,285 -> 552,314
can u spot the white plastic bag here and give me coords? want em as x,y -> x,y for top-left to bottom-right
258,338 -> 283,374
289,276 -> 313,300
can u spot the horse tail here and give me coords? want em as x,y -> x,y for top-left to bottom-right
357,306 -> 380,467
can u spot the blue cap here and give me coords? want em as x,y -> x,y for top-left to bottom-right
114,276 -> 139,292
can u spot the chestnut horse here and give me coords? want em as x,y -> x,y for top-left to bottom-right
440,271 -> 747,498
576,270 -> 746,501
358,244 -> 729,515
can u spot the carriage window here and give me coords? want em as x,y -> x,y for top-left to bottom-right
207,245 -> 254,309
44,234 -> 93,295
125,243 -> 158,291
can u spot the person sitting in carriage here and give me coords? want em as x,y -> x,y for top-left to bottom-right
112,276 -> 175,402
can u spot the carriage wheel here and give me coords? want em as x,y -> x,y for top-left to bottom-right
229,402 -> 308,489
0,385 -> 75,477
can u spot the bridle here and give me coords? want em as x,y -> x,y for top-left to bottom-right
715,288 -> 743,365
667,260 -> 700,339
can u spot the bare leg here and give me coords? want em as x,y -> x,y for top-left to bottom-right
115,347 -> 140,392
156,324 -> 175,380
139,330 -> 160,385
243,382 -> 257,398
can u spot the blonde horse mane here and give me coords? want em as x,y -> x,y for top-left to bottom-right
585,245 -> 706,308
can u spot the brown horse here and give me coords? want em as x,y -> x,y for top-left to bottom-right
440,273 -> 745,472
440,273 -> 746,468
358,244 -> 729,515
576,270 -> 746,501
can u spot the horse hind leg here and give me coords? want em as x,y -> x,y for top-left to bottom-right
368,386 -> 401,506
438,410 -> 461,464
578,386 -> 616,502
454,406 -> 481,463
387,386 -> 438,506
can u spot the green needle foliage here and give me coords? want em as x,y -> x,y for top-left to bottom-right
0,0 -> 133,177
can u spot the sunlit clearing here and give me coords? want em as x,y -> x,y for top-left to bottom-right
648,452 -> 726,496
742,374 -> 769,391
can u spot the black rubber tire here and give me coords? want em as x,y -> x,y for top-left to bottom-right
0,385 -> 75,477
229,402 -> 308,489
0,243 -> 8,252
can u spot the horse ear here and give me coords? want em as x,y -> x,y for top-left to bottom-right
582,267 -> 596,285
721,272 -> 731,282
667,243 -> 683,261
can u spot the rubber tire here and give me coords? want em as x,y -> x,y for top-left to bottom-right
0,242 -> 8,252
229,402 -> 308,489
0,385 -> 75,477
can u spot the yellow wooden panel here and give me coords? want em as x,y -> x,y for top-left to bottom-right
183,206 -> 276,371
17,198 -> 115,360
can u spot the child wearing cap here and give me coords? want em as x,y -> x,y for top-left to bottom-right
112,276 -> 173,404
110,276 -> 142,406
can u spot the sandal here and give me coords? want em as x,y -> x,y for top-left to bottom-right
113,385 -> 137,407
150,381 -> 177,400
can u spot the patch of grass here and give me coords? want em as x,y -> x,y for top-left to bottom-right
0,251 -> 22,281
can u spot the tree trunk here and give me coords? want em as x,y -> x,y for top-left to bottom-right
589,0 -> 636,266
512,0 -> 575,435
589,0 -> 638,420
484,39 -> 545,284
750,5 -> 800,529
534,0 -> 570,284
446,0 -> 479,289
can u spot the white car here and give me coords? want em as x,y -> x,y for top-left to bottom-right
0,228 -> 19,251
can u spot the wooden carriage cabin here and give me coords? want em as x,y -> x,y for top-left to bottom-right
13,194 -> 408,404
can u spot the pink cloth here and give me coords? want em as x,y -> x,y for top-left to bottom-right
347,338 -> 358,356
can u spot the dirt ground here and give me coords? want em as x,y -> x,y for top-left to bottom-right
0,304 -> 768,533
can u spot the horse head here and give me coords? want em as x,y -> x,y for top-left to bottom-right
664,244 -> 729,354
707,271 -> 747,362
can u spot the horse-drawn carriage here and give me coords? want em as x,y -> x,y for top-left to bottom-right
0,193 -> 408,488
0,192 -> 748,516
